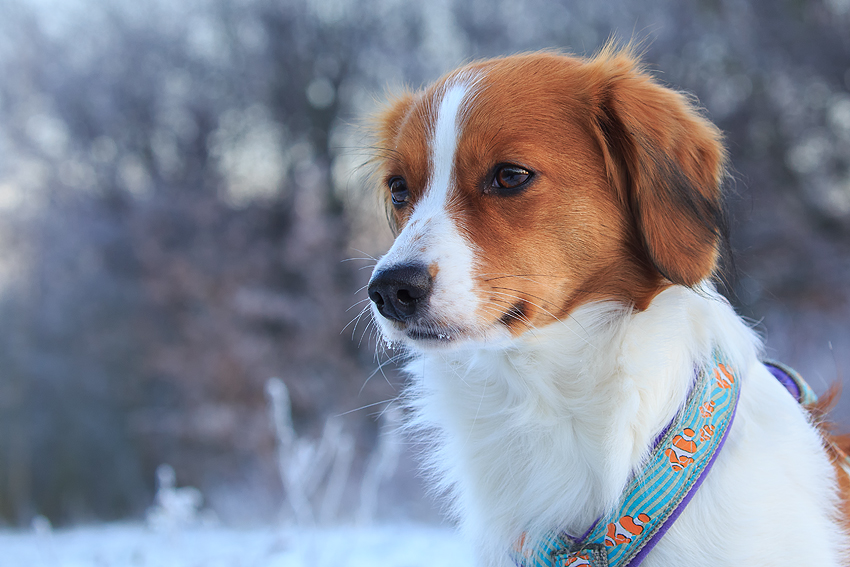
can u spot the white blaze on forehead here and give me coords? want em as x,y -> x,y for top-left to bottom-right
412,75 -> 478,221
427,80 -> 469,209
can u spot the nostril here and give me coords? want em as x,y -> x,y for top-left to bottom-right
369,290 -> 385,307
396,288 -> 414,305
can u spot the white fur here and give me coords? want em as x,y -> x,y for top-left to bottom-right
368,69 -> 846,567
394,285 -> 847,566
371,76 -> 513,345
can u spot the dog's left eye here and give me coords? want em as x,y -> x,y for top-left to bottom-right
491,164 -> 533,192
388,176 -> 409,206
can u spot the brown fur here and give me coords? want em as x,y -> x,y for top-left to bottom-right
808,384 -> 850,540
373,90 -> 429,229
370,46 -> 850,560
584,48 -> 729,289
373,47 -> 726,334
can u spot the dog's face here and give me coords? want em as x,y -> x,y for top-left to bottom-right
367,50 -> 727,350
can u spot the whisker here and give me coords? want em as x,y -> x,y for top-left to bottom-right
345,297 -> 373,312
359,352 -> 405,395
342,306 -> 368,335
344,304 -> 372,338
488,289 -> 595,348
365,319 -> 380,350
482,303 -> 537,329
490,286 -> 561,310
479,304 -> 538,337
354,282 -> 371,295
334,397 -> 399,418
374,351 -> 398,390
350,248 -> 379,262
481,273 -> 561,283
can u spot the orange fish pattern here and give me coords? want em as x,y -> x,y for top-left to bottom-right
604,513 -> 651,547
715,363 -> 735,389
665,428 -> 697,471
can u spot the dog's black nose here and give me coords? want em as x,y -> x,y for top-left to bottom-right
368,264 -> 433,322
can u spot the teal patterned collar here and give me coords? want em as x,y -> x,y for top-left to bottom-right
511,349 -> 742,567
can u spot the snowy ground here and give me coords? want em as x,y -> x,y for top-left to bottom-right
0,523 -> 473,567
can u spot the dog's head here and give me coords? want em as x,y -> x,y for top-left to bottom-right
366,48 -> 727,350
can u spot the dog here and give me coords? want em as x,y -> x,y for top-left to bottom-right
364,47 -> 850,566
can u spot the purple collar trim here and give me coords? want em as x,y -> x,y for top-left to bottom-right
625,395 -> 738,566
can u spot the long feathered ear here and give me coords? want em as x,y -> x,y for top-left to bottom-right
587,48 -> 728,287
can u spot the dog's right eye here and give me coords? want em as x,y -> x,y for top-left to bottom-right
489,164 -> 534,195
389,177 -> 409,207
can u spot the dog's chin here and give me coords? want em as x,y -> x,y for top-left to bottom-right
374,314 -> 513,353
376,324 -> 472,352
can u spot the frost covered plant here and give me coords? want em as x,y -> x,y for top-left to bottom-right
266,377 -> 403,525
266,377 -> 356,525
146,464 -> 204,530
357,405 -> 402,525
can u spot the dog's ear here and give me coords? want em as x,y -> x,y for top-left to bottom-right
586,49 -> 728,287
369,91 -> 418,231
374,91 -> 416,150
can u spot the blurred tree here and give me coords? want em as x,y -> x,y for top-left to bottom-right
0,0 -> 847,525
0,0 -> 396,524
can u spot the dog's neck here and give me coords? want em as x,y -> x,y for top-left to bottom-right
403,284 -> 759,561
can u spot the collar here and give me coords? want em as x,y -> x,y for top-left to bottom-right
763,359 -> 817,406
511,349 -> 742,567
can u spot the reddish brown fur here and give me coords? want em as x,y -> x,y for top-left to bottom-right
585,49 -> 728,288
828,437 -> 850,544
373,47 -> 727,335
370,47 -> 850,556
373,90 -> 430,228
808,385 -> 850,541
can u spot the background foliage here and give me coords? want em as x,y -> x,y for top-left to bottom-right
0,0 -> 848,526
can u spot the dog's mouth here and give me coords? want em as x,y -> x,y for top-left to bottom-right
372,298 -> 530,350
376,318 -> 480,350
383,318 -> 515,351
405,326 -> 461,343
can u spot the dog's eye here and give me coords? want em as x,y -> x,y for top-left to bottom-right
491,164 -> 533,193
388,177 -> 409,206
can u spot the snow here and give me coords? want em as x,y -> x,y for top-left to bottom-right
0,523 -> 473,567
0,383 -> 467,567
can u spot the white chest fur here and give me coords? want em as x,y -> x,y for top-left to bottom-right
402,285 -> 846,566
